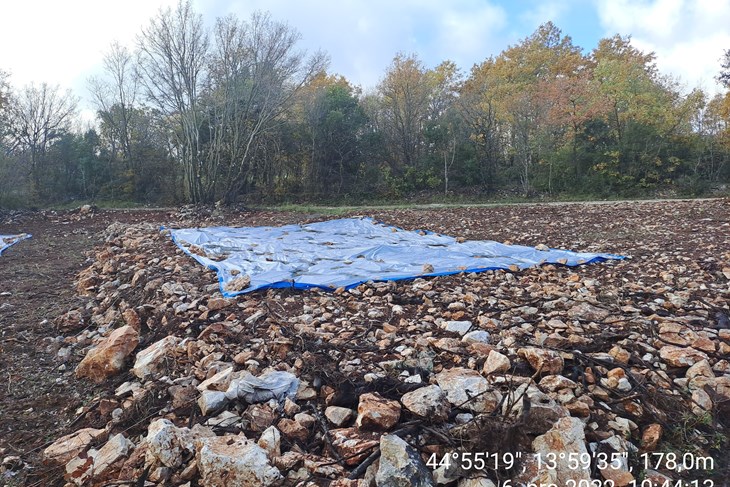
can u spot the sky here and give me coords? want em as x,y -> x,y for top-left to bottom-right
2,0 -> 729,121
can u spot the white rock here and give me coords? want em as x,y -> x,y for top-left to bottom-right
75,325 -> 139,383
461,330 -> 491,344
686,359 -> 715,380
145,419 -> 187,468
400,385 -> 450,422
257,426 -> 281,458
144,419 -> 214,469
66,433 -> 133,485
435,368 -> 501,414
206,410 -> 241,428
198,390 -> 228,416
532,417 -> 591,485
197,366 -> 235,392
442,320 -> 472,336
458,478 -> 497,487
538,375 -> 577,392
43,428 -> 106,465
133,336 -> 182,379
325,406 -> 355,427
196,434 -> 282,487
376,434 -> 434,486
483,350 -> 511,375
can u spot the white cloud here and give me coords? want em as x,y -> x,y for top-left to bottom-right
211,0 -> 507,87
519,0 -> 571,30
1,0 -> 177,90
594,0 -> 730,95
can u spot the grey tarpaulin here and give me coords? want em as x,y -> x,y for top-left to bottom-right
169,217 -> 624,296
0,234 -> 31,256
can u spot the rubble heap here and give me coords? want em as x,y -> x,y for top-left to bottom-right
26,201 -> 730,486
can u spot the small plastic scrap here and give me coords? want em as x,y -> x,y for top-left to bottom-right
225,370 -> 300,404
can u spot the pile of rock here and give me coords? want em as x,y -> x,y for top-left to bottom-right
36,201 -> 729,485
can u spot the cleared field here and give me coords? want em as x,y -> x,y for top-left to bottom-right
1,199 -> 728,485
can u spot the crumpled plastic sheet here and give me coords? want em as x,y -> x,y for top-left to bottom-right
0,234 -> 31,256
169,217 -> 624,296
225,370 -> 300,404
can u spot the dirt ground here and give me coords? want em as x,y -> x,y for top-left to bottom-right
1,199 -> 729,486
0,210 -> 171,484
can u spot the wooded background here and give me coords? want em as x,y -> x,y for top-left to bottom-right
1,1 -> 729,206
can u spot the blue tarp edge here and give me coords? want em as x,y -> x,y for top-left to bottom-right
165,218 -> 625,298
0,234 -> 32,255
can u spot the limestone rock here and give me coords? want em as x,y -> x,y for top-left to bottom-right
442,320 -> 472,335
461,330 -> 490,344
196,434 -> 282,487
207,297 -> 233,311
356,393 -> 401,431
325,406 -> 355,427
197,366 -> 235,392
65,433 -> 133,485
518,347 -> 564,375
658,346 -> 709,368
686,359 -> 714,380
502,384 -> 569,435
198,390 -> 228,416
75,325 -> 139,383
132,336 -> 182,379
144,419 -> 214,469
532,417 -> 591,485
458,479 -> 496,487
375,434 -> 434,487
144,419 -> 188,469
482,350 -> 510,375
257,426 -> 281,458
122,308 -> 142,332
567,302 -> 610,321
436,367 -> 501,414
400,385 -> 450,422
330,428 -> 379,466
640,423 -> 662,451
278,418 -> 309,442
43,428 -> 106,465
538,374 -> 577,392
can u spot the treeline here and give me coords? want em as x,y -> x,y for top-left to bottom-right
1,1 -> 729,206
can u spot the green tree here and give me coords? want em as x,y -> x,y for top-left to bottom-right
378,53 -> 433,179
591,35 -> 697,190
297,73 -> 367,197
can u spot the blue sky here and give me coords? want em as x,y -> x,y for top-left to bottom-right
2,0 -> 729,121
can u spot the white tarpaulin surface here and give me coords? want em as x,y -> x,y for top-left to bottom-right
0,234 -> 31,255
169,217 -> 623,296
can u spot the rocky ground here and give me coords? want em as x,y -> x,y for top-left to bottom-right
1,199 -> 729,487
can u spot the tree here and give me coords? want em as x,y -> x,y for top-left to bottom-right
719,49 -> 730,89
378,53 -> 433,177
208,12 -> 328,202
423,61 -> 461,194
591,35 -> 693,189
463,22 -> 586,194
0,69 -> 10,112
88,41 -> 140,167
296,72 -> 366,196
5,82 -> 77,197
136,0 -> 210,202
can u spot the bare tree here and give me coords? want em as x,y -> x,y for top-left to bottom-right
719,49 -> 730,89
88,41 -> 140,165
5,82 -> 77,193
210,11 -> 328,203
0,69 -> 10,113
136,0 -> 210,202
